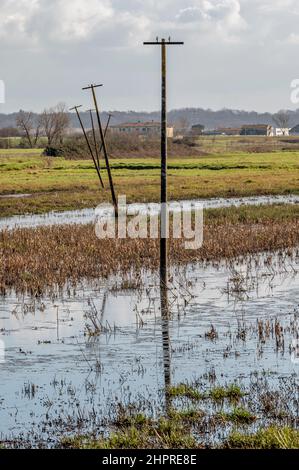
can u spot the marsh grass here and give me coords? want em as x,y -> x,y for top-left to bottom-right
218,407 -> 256,424
168,408 -> 205,422
1,149 -> 299,217
1,204 -> 299,294
167,383 -> 245,404
62,420 -> 198,449
167,384 -> 203,401
2,375 -> 298,449
225,427 -> 299,449
59,378 -> 297,449
209,385 -> 245,402
83,298 -> 110,337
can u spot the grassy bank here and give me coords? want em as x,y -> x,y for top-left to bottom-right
1,150 -> 299,217
1,204 -> 299,295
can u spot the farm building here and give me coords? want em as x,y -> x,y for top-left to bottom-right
275,128 -> 290,136
240,124 -> 274,136
217,127 -> 241,136
289,124 -> 299,136
190,124 -> 205,135
110,121 -> 174,138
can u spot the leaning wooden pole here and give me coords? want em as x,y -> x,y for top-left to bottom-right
99,113 -> 112,157
88,109 -> 100,170
70,105 -> 104,189
83,84 -> 118,216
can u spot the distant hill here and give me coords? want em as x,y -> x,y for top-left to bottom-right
2,108 -> 299,130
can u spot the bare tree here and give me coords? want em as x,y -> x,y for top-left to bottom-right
39,103 -> 70,146
16,110 -> 41,148
272,111 -> 290,135
176,116 -> 190,134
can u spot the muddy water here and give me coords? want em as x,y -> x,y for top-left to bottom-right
0,251 -> 298,445
1,194 -> 299,230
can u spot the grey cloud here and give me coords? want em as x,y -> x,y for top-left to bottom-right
0,0 -> 299,113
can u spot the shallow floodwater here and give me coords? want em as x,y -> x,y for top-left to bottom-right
1,194 -> 299,230
0,252 -> 298,445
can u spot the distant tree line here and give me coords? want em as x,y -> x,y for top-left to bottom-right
2,107 -> 299,133
0,107 -> 296,149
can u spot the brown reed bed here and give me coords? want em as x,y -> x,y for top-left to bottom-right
1,205 -> 299,295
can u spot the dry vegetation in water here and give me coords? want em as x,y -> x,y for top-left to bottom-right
1,205 -> 299,295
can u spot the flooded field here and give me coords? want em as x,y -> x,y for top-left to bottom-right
0,250 -> 298,447
1,193 -> 299,230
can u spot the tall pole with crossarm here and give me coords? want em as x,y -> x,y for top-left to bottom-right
143,38 -> 184,307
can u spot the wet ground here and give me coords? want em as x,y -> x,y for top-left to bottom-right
0,250 -> 298,446
0,194 -> 32,199
1,194 -> 299,230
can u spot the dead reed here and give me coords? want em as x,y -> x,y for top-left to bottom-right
0,215 -> 299,295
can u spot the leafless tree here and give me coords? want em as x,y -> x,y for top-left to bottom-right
176,116 -> 190,134
39,103 -> 70,146
272,111 -> 290,135
16,110 -> 41,148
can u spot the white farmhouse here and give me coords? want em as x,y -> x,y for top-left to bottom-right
275,128 -> 290,136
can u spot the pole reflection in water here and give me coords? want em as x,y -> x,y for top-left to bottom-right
160,282 -> 172,414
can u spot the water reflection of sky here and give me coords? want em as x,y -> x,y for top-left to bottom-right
1,194 -> 299,230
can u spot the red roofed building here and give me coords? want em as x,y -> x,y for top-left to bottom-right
110,121 -> 174,138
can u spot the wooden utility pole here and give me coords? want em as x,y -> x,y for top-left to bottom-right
143,38 -> 184,301
70,105 -> 104,189
99,113 -> 113,158
88,109 -> 100,170
83,84 -> 118,216
88,110 -> 113,171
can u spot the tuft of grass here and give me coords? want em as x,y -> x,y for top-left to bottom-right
100,427 -> 146,449
209,384 -> 245,402
218,407 -> 256,424
155,417 -> 198,448
169,408 -> 205,422
225,427 -> 299,449
115,412 -> 150,428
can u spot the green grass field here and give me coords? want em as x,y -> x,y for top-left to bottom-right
0,148 -> 299,217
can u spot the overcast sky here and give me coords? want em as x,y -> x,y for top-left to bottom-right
1,0 -> 299,113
